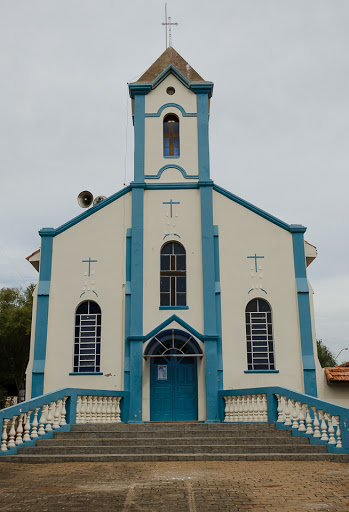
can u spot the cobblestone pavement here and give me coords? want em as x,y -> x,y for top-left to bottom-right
0,461 -> 348,511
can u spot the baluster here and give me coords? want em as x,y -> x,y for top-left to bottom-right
230,396 -> 236,422
237,395 -> 243,421
243,396 -> 249,422
334,416 -> 342,448
80,396 -> 87,423
96,397 -> 103,423
16,414 -> 24,445
226,396 -> 232,422
275,394 -> 283,423
234,396 -> 240,422
76,396 -> 82,424
91,396 -> 97,423
289,399 -> 297,428
110,397 -> 117,422
284,398 -> 292,426
45,402 -> 54,431
31,407 -> 40,438
115,397 -> 122,423
253,395 -> 259,422
311,407 -> 321,437
257,394 -> 264,422
262,395 -> 268,422
86,396 -> 93,423
298,403 -> 306,432
23,411 -> 32,441
305,405 -> 313,435
38,406 -> 47,435
327,414 -> 336,445
53,400 -> 62,429
223,396 -> 230,422
106,397 -> 112,423
1,419 -> 9,451
318,410 -> 328,442
248,395 -> 254,421
8,417 -> 17,448
60,397 -> 68,426
101,397 -> 108,423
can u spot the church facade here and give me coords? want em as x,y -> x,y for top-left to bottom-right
25,48 -> 337,423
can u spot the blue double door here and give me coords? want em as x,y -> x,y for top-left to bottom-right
150,356 -> 198,421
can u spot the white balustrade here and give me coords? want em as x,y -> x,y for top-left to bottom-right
0,397 -> 68,452
275,394 -> 344,451
223,394 -> 268,422
75,395 -> 123,424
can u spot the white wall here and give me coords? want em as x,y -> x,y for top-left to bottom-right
213,190 -> 305,392
42,193 -> 131,394
144,75 -> 198,181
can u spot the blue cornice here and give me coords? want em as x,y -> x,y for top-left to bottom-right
145,103 -> 197,118
128,65 -> 214,98
143,314 -> 204,342
144,165 -> 198,180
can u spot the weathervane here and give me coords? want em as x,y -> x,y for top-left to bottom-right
162,3 -> 178,49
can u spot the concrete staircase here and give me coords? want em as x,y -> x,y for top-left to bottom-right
3,423 -> 349,462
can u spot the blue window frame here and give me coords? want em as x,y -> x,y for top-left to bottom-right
73,300 -> 101,373
163,114 -> 180,157
160,242 -> 186,307
245,298 -> 275,371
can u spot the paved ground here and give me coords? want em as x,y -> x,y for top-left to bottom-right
0,461 -> 348,511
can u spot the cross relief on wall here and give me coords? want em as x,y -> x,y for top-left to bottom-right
80,257 -> 99,298
247,253 -> 267,295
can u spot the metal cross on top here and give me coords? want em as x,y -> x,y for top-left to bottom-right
247,253 -> 264,273
163,199 -> 180,218
162,3 -> 178,49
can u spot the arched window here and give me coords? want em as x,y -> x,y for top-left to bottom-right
73,300 -> 101,373
160,242 -> 186,307
245,298 -> 275,371
163,114 -> 180,157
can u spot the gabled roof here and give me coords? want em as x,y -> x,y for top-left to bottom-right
324,362 -> 349,383
135,47 -> 206,84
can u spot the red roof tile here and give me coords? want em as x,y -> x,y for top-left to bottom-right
325,362 -> 349,382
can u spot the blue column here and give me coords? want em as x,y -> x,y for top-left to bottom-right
127,89 -> 146,422
213,225 -> 223,390
197,93 -> 210,182
124,228 -> 132,394
290,225 -> 317,397
31,227 -> 55,398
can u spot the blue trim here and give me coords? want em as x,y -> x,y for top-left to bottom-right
145,103 -> 197,118
244,370 -> 279,374
145,183 -> 199,190
31,230 -> 54,398
134,94 -> 145,183
145,164 -> 198,180
69,372 -> 103,376
124,228 -> 132,393
291,230 -> 317,397
128,186 -> 144,422
55,187 -> 131,235
143,314 -> 204,343
213,225 -> 223,390
128,83 -> 152,98
200,185 -> 219,422
159,306 -> 189,310
213,184 -> 291,231
197,93 -> 210,181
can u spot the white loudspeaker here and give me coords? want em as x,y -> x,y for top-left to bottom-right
77,190 -> 93,208
93,195 -> 107,206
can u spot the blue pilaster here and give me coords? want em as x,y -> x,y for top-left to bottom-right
290,224 -> 317,397
31,227 -> 55,398
197,89 -> 219,421
213,225 -> 223,390
124,228 -> 132,393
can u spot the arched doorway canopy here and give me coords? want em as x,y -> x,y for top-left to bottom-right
144,329 -> 203,359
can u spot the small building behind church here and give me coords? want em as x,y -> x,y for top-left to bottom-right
25,48 -> 347,423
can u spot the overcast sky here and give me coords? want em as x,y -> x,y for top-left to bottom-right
0,1 -> 348,362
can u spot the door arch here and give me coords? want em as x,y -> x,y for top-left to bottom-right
145,329 -> 202,421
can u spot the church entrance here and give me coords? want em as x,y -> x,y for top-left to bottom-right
145,329 -> 202,422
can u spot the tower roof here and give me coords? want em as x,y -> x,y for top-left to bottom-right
135,47 -> 207,84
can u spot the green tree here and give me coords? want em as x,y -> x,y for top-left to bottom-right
317,339 -> 337,368
0,284 -> 34,397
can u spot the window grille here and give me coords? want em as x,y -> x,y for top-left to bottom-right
163,114 -> 180,157
160,242 -> 186,307
73,300 -> 101,373
245,298 -> 275,370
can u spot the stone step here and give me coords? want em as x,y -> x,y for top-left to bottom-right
70,422 -> 276,432
18,443 -> 327,455
37,435 -> 310,447
3,453 -> 349,463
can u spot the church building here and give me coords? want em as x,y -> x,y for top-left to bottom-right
25,48 -> 341,423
